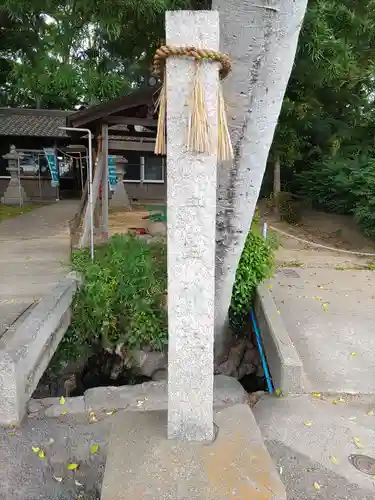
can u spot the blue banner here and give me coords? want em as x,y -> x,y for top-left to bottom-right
44,148 -> 59,187
108,155 -> 117,188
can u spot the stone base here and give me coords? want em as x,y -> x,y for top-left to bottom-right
109,183 -> 131,208
101,404 -> 286,500
1,182 -> 28,206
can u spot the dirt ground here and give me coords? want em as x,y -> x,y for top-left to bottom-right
260,205 -> 375,269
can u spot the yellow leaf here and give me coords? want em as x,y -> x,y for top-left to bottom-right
351,352 -> 357,357
367,410 -> 374,416
322,303 -> 328,311
330,456 -> 338,465
59,396 -> 65,405
32,446 -> 40,453
9,432 -> 15,436
268,284 -> 273,290
332,400 -> 338,405
61,410 -> 68,415
90,444 -> 99,454
304,421 -> 313,427
38,450 -> 45,459
67,463 -> 79,471
353,437 -> 364,449
275,388 -> 283,398
313,482 -> 321,490
338,397 -> 346,403
312,393 -> 321,398
277,310 -> 281,315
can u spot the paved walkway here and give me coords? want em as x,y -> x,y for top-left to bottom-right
0,201 -> 78,335
270,267 -> 374,394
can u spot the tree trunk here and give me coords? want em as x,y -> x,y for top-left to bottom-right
273,154 -> 281,215
212,0 -> 308,360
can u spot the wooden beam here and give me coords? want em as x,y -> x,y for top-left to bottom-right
108,140 -> 156,152
107,117 -> 158,127
108,129 -> 156,138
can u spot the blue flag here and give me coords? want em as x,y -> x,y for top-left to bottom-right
44,148 -> 59,187
108,156 -> 117,189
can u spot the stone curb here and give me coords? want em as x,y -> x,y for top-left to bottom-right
0,274 -> 79,425
254,283 -> 305,395
28,375 -> 247,419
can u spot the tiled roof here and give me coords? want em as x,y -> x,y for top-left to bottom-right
0,108 -> 74,138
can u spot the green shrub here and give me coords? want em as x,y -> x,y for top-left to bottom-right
229,219 -> 277,330
57,234 -> 168,364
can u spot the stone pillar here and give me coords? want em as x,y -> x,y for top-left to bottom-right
166,10 -> 219,442
109,157 -> 131,209
1,145 -> 28,206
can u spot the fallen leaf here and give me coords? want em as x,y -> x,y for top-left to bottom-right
338,397 -> 346,403
90,444 -> 99,454
348,416 -> 357,421
351,352 -> 357,357
304,421 -> 313,427
368,410 -> 374,416
9,432 -> 15,436
279,466 -> 283,475
106,409 -> 116,416
332,400 -> 338,405
268,284 -> 273,290
277,310 -> 281,315
275,388 -> 283,398
315,297 -> 322,301
53,476 -> 63,483
353,437 -> 364,449
61,410 -> 68,415
75,480 -> 84,487
67,463 -> 79,471
313,482 -> 321,490
48,438 -> 55,445
312,393 -> 321,398
38,450 -> 45,459
32,446 -> 40,453
59,396 -> 65,405
330,456 -> 338,465
322,303 -> 328,311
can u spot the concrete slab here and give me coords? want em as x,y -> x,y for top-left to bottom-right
0,276 -> 78,425
255,283 -> 305,395
0,300 -> 34,336
254,394 -> 375,494
269,268 -> 375,394
101,404 -> 286,500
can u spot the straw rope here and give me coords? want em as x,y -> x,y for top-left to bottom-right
153,45 -> 233,160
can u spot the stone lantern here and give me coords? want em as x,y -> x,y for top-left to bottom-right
1,145 -> 28,206
109,156 -> 131,208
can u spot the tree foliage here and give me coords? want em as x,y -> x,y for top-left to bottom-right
269,0 -> 375,236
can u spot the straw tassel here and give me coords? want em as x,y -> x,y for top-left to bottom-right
217,87 -> 233,161
187,62 -> 210,154
154,74 -> 166,155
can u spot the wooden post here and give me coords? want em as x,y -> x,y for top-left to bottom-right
102,124 -> 109,240
166,10 -> 219,442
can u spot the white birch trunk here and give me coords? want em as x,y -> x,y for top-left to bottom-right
212,0 -> 308,359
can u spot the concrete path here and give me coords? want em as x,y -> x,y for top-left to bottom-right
0,201 -> 78,335
254,394 -> 375,499
269,267 -> 374,395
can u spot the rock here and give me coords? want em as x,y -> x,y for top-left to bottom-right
237,362 -> 256,380
152,369 -> 168,381
147,221 -> 167,237
247,390 -> 265,408
130,350 -> 167,378
256,364 -> 265,378
237,344 -> 259,379
27,399 -> 43,414
216,338 -> 247,377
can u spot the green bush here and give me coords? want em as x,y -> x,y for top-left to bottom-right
229,219 -> 277,330
57,234 -> 168,364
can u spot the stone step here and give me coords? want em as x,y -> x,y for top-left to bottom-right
0,274 -> 78,425
254,394 -> 375,497
101,404 -> 286,500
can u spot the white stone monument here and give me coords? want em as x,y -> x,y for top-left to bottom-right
1,145 -> 28,206
166,10 -> 219,442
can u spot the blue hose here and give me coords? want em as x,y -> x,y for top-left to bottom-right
250,309 -> 274,393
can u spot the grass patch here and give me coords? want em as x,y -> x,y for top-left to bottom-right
0,203 -> 44,222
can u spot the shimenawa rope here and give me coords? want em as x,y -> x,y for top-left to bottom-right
152,45 -> 233,161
